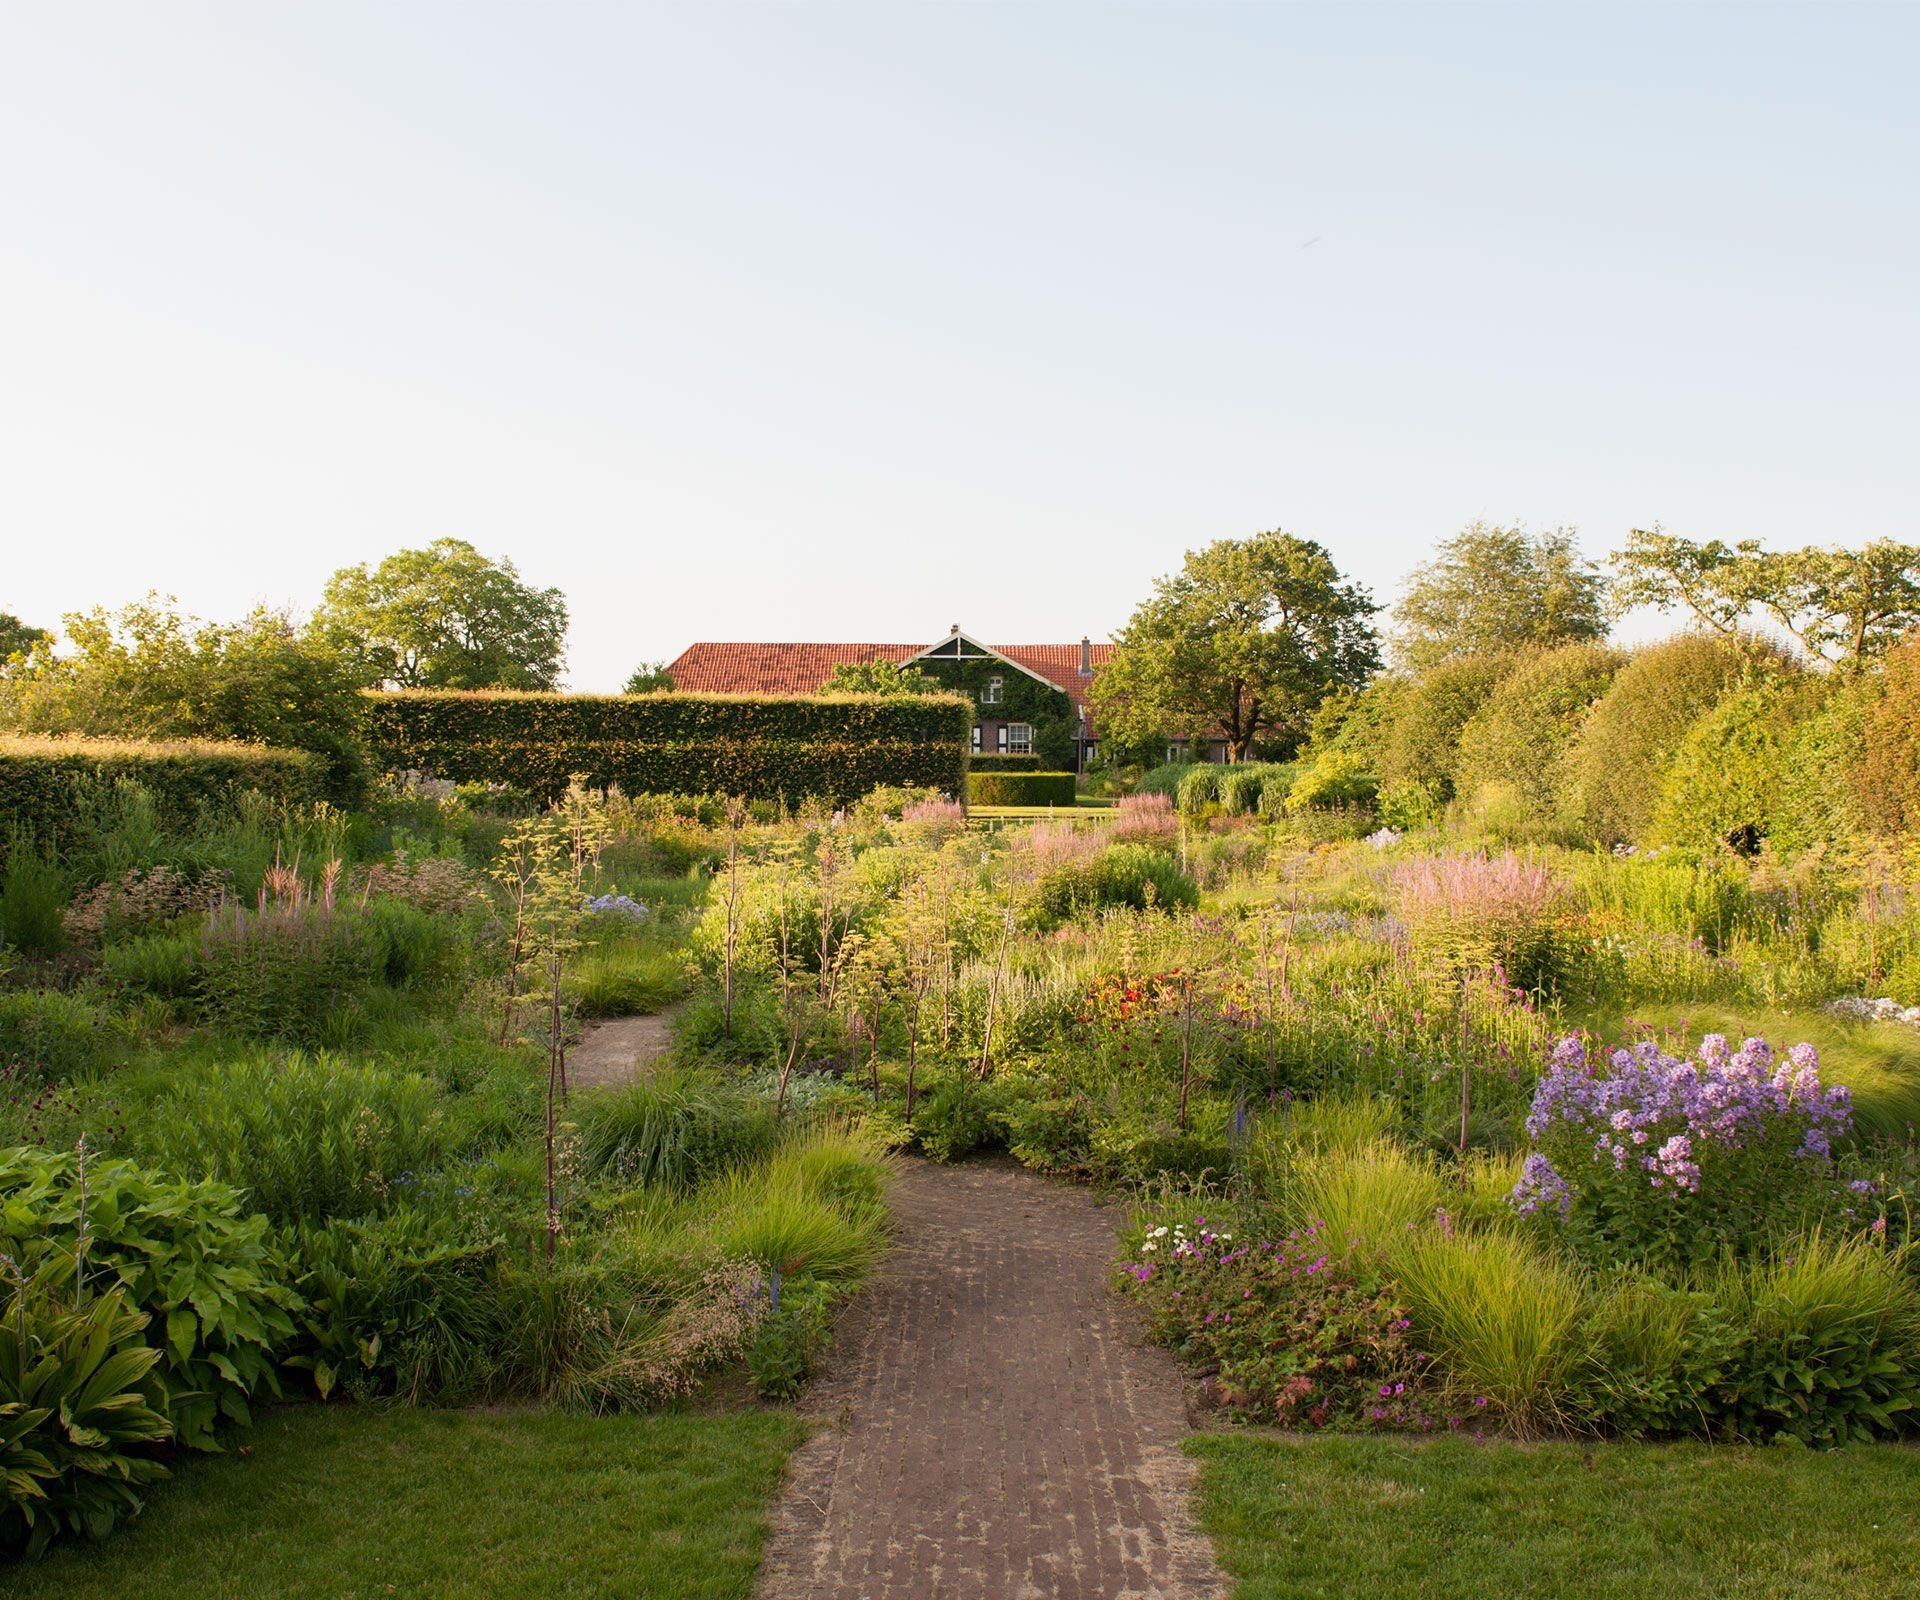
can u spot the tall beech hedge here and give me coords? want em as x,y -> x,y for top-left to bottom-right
361,689 -> 971,804
0,736 -> 325,846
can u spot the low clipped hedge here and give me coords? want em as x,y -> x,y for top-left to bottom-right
362,690 -> 971,804
968,771 -> 1078,807
0,736 -> 324,848
969,753 -> 1043,773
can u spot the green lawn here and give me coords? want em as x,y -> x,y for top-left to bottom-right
1190,1432 -> 1920,1599
8,1404 -> 806,1599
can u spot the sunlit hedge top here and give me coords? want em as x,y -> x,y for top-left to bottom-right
0,734 -> 324,847
359,688 -> 972,804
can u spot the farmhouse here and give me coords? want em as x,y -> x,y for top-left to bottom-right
669,628 -> 1091,768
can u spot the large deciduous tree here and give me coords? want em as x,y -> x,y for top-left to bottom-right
1391,523 -> 1607,675
1092,530 -> 1380,762
1611,528 -> 1920,672
0,612 -> 50,664
311,538 -> 569,690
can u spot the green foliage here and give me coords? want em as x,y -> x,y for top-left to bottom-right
1134,761 -> 1195,798
1852,633 -> 1920,835
1579,1276 -> 1736,1439
1568,633 -> 1768,844
903,646 -> 1079,769
0,990 -> 115,1083
1392,1226 -> 1589,1435
1378,654 -> 1516,801
912,1073 -> 999,1162
966,753 -> 1043,774
1454,642 -> 1623,820
1285,749 -> 1378,813
0,603 -> 368,801
622,661 -> 675,694
1282,1139 -> 1450,1257
571,1069 -> 781,1190
1033,843 -> 1199,920
134,1053 -> 445,1224
0,1274 -> 171,1558
968,771 -> 1077,807
0,612 -> 51,662
817,659 -> 940,696
0,1147 -> 298,1454
0,737 -> 324,859
311,538 -> 569,692
570,940 -> 688,1017
362,688 -> 971,804
1093,530 -> 1381,761
1393,524 -> 1608,677
1611,528 -> 1920,670
289,1210 -> 506,1404
747,1275 -> 835,1400
190,901 -> 387,1045
0,836 -> 69,955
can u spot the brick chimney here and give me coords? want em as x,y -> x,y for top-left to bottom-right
1079,636 -> 1093,676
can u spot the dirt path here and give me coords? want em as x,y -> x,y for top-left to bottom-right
567,1011 -> 676,1091
756,1157 -> 1227,1600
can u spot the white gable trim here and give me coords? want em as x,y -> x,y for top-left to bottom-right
907,631 -> 1063,695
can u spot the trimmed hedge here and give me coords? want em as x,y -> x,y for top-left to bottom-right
0,736 -> 324,847
361,690 -> 971,804
968,771 -> 1078,807
969,754 -> 1043,773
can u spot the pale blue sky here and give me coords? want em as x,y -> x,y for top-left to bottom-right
2,3 -> 1915,688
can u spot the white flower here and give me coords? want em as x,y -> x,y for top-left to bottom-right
1151,1225 -> 1169,1238
1140,1241 -> 1158,1253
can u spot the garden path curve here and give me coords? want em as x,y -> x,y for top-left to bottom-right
755,1157 -> 1226,1600
568,1011 -> 676,1091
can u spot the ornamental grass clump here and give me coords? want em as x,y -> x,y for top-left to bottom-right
1282,1139 -> 1449,1260
1111,792 -> 1177,848
1393,850 -> 1570,992
1511,1034 -> 1856,1269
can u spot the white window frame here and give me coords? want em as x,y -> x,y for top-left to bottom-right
970,725 -> 982,753
1007,722 -> 1033,754
981,676 -> 1003,706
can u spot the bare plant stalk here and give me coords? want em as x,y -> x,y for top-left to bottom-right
721,802 -> 746,1037
977,895 -> 1015,1080
1178,976 -> 1195,1135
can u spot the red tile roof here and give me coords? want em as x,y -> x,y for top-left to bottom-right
665,639 -> 1115,718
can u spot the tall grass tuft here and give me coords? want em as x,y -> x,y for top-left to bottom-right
1282,1137 -> 1449,1257
1392,1225 -> 1589,1435
571,1067 -> 780,1190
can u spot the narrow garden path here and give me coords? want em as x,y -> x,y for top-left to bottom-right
756,1157 -> 1227,1600
567,1011 -> 676,1090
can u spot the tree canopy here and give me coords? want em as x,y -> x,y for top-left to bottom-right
0,597 -> 367,794
1611,528 -> 1920,672
1091,530 -> 1380,761
1391,523 -> 1607,675
311,538 -> 569,690
818,660 -> 941,696
623,661 -> 675,694
0,612 -> 50,663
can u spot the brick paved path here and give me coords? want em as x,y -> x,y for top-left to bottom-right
756,1157 -> 1227,1600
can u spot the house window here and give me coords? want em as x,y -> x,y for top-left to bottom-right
981,676 -> 1003,706
970,725 -> 982,753
1008,723 -> 1033,754
997,725 -> 1008,752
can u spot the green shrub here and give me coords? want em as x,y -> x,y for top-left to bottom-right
967,753 -> 1042,774
1134,762 -> 1196,799
290,1209 -> 507,1404
1034,843 -> 1199,920
1852,633 -> 1920,835
0,1147 -> 298,1455
0,835 -> 69,956
192,901 -> 385,1044
1176,766 -> 1220,816
912,1073 -> 998,1162
1454,643 -> 1622,822
1568,633 -> 1757,844
360,897 -> 462,989
0,736 -> 323,857
1392,1225 -> 1589,1435
571,941 -> 688,1017
0,990 -> 114,1083
1579,1275 -> 1736,1439
571,1068 -> 780,1190
0,1273 -> 171,1558
101,927 -> 200,1001
1285,750 -> 1378,813
362,689 -> 970,804
1379,655 -> 1516,801
1708,1230 -> 1920,1447
746,1274 -> 834,1400
968,771 -> 1077,807
135,1053 -> 444,1224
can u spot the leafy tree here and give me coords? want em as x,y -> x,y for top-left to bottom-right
1453,642 -> 1623,821
1611,528 -> 1920,672
1092,531 -> 1380,762
0,612 -> 50,663
1391,524 -> 1607,674
0,598 -> 367,797
1378,654 -> 1518,801
622,661 -> 675,694
818,659 -> 941,696
311,538 -> 569,690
